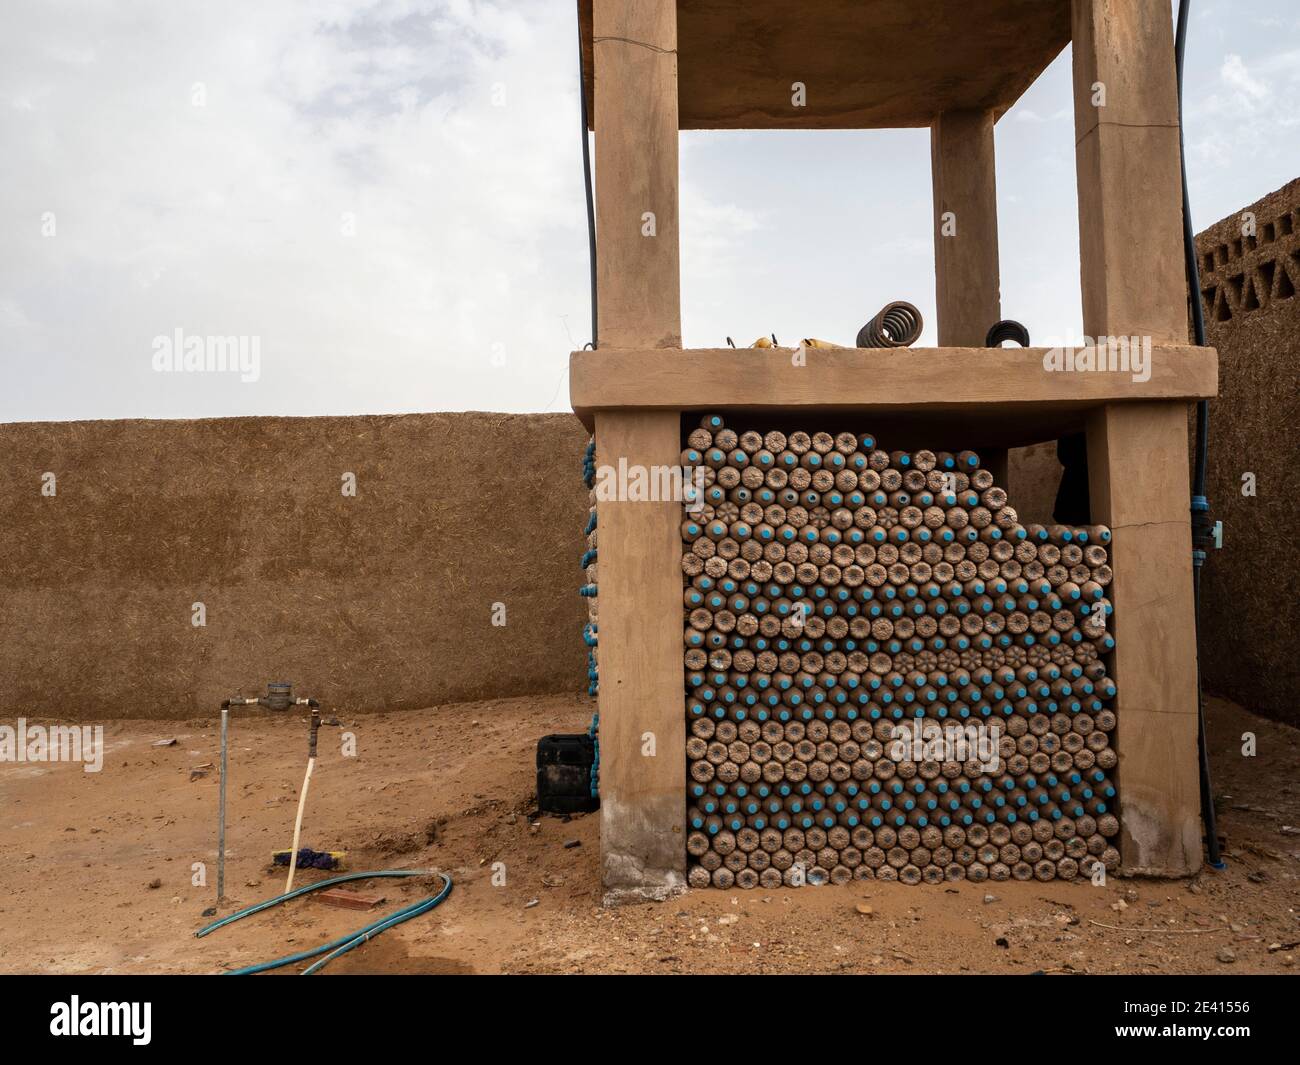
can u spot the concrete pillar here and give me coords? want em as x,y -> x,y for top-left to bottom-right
931,108 -> 1008,490
591,0 -> 686,902
1072,0 -> 1201,875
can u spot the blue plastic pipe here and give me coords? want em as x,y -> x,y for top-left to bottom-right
195,869 -> 452,975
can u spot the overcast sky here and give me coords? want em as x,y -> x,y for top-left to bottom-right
1,0 -> 1296,423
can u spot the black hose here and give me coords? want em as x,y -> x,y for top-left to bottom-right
577,18 -> 598,349
985,319 -> 1031,347
1174,0 -> 1223,870
1178,8 -> 1210,491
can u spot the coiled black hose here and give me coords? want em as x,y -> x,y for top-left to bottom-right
985,319 -> 1031,347
856,301 -> 923,348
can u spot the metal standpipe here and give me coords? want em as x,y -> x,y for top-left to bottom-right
214,682 -> 318,910
217,695 -> 259,903
218,703 -> 227,900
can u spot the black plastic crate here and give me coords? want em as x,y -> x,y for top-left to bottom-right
536,733 -> 599,814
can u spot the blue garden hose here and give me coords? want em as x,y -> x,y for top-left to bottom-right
581,435 -> 600,789
195,869 -> 452,975
588,712 -> 600,798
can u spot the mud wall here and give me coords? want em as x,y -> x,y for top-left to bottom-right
0,413 -> 590,720
1193,178 -> 1300,727
1007,442 -> 1060,526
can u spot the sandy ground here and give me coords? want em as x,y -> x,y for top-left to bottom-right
0,692 -> 1297,975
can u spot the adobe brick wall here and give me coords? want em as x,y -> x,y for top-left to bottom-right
0,412 -> 591,719
1192,178 -> 1300,726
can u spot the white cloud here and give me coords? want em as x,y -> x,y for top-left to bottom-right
1219,53 -> 1270,106
0,0 -> 591,420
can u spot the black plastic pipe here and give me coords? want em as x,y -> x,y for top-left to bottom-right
1174,0 -> 1224,870
577,19 -> 597,349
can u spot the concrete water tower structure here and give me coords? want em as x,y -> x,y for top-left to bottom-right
571,0 -> 1216,901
